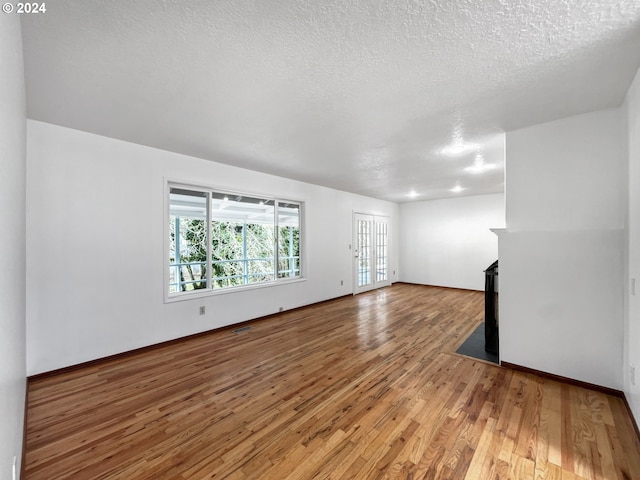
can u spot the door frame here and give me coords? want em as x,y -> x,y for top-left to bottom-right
353,212 -> 391,295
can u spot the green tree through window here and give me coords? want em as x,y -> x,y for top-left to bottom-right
169,187 -> 301,295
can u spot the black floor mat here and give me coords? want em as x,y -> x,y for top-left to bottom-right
456,323 -> 499,364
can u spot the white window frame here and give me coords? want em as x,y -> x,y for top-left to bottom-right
164,179 -> 305,302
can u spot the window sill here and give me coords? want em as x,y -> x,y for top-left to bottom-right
164,277 -> 307,303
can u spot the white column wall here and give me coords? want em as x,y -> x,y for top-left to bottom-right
399,194 -> 505,291
625,67 -> 640,420
500,108 -> 625,390
26,121 -> 399,375
0,13 -> 27,480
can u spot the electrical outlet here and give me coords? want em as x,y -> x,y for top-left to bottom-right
199,306 -> 205,315
279,306 -> 283,312
341,280 -> 343,286
631,364 -> 636,386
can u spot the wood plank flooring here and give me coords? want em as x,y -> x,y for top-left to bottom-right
24,284 -> 640,479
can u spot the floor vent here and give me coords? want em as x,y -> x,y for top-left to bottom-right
233,326 -> 252,334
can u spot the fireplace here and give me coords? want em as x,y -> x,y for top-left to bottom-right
484,260 -> 499,356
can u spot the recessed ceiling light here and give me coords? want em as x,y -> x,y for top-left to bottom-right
407,190 -> 418,198
464,154 -> 497,174
450,185 -> 465,193
440,141 -> 479,157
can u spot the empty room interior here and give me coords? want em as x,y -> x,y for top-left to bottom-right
2,1 -> 640,479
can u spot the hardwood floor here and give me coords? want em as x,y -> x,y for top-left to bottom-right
24,284 -> 640,479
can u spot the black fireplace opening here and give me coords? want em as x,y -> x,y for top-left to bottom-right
484,260 -> 499,356
455,260 -> 499,364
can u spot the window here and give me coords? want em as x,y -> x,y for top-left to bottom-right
168,184 -> 302,297
278,202 -> 301,279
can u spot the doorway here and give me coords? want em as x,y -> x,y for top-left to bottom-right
353,213 -> 390,294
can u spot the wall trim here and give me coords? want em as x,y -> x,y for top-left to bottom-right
27,293 -> 352,382
394,281 -> 483,293
21,379 -> 28,480
24,307 -> 640,463
501,361 -> 623,396
621,392 -> 640,446
501,361 -> 640,443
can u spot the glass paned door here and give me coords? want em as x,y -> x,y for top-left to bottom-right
356,214 -> 373,290
376,219 -> 388,283
353,213 -> 390,294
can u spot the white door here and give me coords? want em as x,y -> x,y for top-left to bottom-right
353,213 -> 390,294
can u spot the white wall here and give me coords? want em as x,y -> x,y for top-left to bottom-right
0,14 -> 27,480
625,67 -> 640,420
399,194 -> 504,291
500,108 -> 625,390
26,121 -> 399,375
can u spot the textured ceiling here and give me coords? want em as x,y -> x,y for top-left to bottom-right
21,0 -> 640,202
